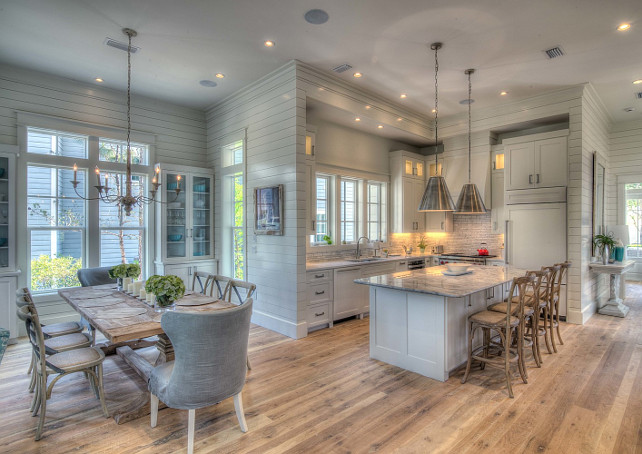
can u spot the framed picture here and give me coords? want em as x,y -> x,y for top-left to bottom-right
254,185 -> 283,235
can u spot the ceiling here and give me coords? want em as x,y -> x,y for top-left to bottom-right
1,0 -> 641,124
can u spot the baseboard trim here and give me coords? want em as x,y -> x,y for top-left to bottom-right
566,302 -> 596,325
251,310 -> 308,339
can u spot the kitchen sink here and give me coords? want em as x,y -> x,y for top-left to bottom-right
346,257 -> 384,262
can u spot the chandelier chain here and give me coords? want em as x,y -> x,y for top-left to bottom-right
126,29 -> 133,198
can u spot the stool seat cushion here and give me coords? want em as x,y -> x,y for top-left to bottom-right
489,301 -> 535,317
45,332 -> 92,352
469,310 -> 519,327
47,346 -> 105,371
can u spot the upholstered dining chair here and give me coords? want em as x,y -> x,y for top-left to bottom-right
149,299 -> 253,454
224,279 -> 256,370
20,304 -> 109,440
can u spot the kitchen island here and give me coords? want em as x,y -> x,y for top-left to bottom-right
354,265 -> 527,382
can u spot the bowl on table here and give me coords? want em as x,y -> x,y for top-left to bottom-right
445,263 -> 470,273
168,234 -> 183,242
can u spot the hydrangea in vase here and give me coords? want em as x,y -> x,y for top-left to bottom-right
108,263 -> 141,291
145,275 -> 186,312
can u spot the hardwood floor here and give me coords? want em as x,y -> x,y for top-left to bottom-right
2,283 -> 641,453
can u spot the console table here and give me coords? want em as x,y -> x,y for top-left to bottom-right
589,260 -> 635,317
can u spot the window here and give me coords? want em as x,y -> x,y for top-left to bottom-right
25,126 -> 151,293
367,182 -> 387,241
315,175 -> 330,243
340,179 -> 357,243
625,183 -> 642,258
221,133 -> 246,280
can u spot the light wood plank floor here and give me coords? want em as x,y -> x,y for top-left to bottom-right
2,283 -> 641,453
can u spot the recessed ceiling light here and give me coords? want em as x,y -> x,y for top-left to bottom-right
365,105 -> 371,109
304,9 -> 329,25
397,117 -> 403,121
199,80 -> 217,87
355,117 -> 361,122
264,40 -> 275,47
215,73 -> 225,79
431,109 -> 437,113
633,79 -> 642,85
500,90 -> 508,96
353,72 -> 362,78
617,23 -> 631,31
624,106 -> 635,112
400,93 -> 407,99
377,125 -> 384,129
95,78 -> 104,83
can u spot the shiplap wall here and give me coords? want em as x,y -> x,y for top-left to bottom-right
581,86 -> 612,316
206,62 -> 306,338
0,64 -> 208,325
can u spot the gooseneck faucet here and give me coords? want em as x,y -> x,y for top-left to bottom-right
356,236 -> 370,259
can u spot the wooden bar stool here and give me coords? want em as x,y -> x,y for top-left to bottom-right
552,261 -> 571,349
461,275 -> 534,398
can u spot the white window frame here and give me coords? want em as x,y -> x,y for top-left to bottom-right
17,112 -> 156,297
313,174 -> 332,245
366,181 -> 387,242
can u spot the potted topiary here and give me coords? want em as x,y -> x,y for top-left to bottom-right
145,275 -> 186,311
109,263 -> 141,291
593,233 -> 616,265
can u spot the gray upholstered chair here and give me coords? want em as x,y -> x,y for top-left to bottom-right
77,267 -> 117,343
0,326 -> 9,366
77,266 -> 117,287
149,299 -> 253,454
224,279 -> 256,370
20,304 -> 109,440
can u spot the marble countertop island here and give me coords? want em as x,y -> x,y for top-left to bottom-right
355,265 -> 527,298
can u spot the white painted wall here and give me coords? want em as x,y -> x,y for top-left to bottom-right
0,64 -> 208,325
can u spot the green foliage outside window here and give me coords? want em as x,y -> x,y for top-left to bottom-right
31,255 -> 82,291
233,175 -> 244,279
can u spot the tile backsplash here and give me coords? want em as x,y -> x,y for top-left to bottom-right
307,213 -> 504,261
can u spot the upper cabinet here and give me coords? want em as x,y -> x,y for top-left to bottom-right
390,150 -> 426,233
504,131 -> 568,191
0,145 -> 17,271
156,166 -> 214,263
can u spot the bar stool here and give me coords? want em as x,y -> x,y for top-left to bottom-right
551,261 -> 571,350
461,275 -> 534,398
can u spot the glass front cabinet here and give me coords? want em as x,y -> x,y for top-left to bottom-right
155,165 -> 216,285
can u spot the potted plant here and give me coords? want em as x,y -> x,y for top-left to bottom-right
417,236 -> 427,254
145,275 -> 186,311
593,233 -> 616,265
322,235 -> 333,245
109,263 -> 141,291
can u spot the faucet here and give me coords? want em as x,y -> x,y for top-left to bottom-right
356,236 -> 370,259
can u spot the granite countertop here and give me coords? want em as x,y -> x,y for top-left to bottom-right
354,265 -> 527,298
306,254 -> 437,271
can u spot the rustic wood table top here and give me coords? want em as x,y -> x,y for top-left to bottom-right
59,284 -> 236,344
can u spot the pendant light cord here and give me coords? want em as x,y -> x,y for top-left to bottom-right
468,69 -> 472,183
434,44 -> 439,173
125,29 -> 133,199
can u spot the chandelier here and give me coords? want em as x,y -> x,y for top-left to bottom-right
71,28 -> 180,215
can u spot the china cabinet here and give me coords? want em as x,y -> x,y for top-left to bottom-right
390,150 -> 426,233
0,144 -> 19,339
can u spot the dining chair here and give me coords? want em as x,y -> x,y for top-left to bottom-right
149,298 -> 253,454
461,275 -> 534,398
552,261 -> 571,348
77,267 -> 118,343
191,271 -> 213,294
209,275 -> 234,299
21,304 -> 109,440
224,279 -> 256,370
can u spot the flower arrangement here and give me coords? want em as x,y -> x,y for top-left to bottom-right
417,236 -> 427,251
145,275 -> 186,307
108,263 -> 141,279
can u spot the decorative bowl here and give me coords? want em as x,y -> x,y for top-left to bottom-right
168,234 -> 183,242
446,263 -> 470,273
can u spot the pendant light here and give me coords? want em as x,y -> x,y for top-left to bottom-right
418,42 -> 456,212
455,69 -> 487,214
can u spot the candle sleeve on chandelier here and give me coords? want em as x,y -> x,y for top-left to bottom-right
176,174 -> 181,189
73,163 -> 77,182
95,166 -> 101,185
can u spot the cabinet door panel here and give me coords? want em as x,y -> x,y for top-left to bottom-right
165,172 -> 188,259
403,179 -> 416,231
413,180 -> 426,231
534,137 -> 567,188
505,142 -> 534,190
491,172 -> 504,234
333,267 -> 366,320
191,175 -> 213,259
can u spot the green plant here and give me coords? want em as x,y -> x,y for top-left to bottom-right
594,233 -> 616,257
417,236 -> 427,249
31,255 -> 82,291
322,235 -> 333,245
108,263 -> 141,279
145,275 -> 186,306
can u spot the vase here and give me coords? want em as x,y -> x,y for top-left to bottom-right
117,278 -> 123,291
154,295 -> 176,313
419,247 -> 426,254
601,245 -> 610,265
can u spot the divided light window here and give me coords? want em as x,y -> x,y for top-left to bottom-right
340,179 -> 357,243
367,182 -> 387,241
27,128 -> 87,158
99,138 -> 147,165
315,175 -> 330,243
625,183 -> 642,258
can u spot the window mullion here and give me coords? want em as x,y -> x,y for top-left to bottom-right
87,137 -> 100,268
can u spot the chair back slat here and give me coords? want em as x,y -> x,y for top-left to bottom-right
224,280 -> 256,305
210,275 -> 234,299
192,271 -> 213,294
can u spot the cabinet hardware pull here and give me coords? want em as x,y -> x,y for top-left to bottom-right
312,220 -> 316,230
441,221 -> 444,230
315,290 -> 325,295
536,174 -> 540,184
314,274 -> 324,278
314,311 -> 325,317
529,174 -> 533,184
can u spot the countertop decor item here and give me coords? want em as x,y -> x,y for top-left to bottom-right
168,234 -> 183,242
108,263 -> 141,291
418,42 -> 456,212
417,236 -> 427,253
145,274 -> 185,309
594,233 -> 616,265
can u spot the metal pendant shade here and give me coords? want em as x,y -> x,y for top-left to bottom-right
418,42 -> 456,212
455,68 -> 487,214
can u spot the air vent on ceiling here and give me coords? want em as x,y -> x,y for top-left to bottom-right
544,46 -> 564,59
636,92 -> 642,99
104,37 -> 140,53
332,64 -> 352,73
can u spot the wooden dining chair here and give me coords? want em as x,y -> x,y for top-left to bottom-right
149,299 -> 253,454
21,304 -> 109,440
17,288 -> 84,338
552,261 -> 571,348
209,275 -> 234,299
191,271 -> 213,294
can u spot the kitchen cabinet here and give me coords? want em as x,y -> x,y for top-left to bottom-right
426,212 -> 453,233
0,145 -> 17,272
504,132 -> 568,191
390,150 -> 427,233
307,269 -> 333,330
157,260 -> 218,289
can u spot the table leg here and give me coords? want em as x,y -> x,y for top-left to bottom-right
598,273 -> 630,318
155,333 -> 174,365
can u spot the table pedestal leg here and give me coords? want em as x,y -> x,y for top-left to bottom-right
598,273 -> 629,318
155,333 -> 174,365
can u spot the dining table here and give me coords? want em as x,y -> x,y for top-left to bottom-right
58,284 -> 236,423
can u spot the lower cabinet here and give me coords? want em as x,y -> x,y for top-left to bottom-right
154,260 -> 218,289
307,269 -> 333,331
333,267 -> 366,320
0,273 -> 18,338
